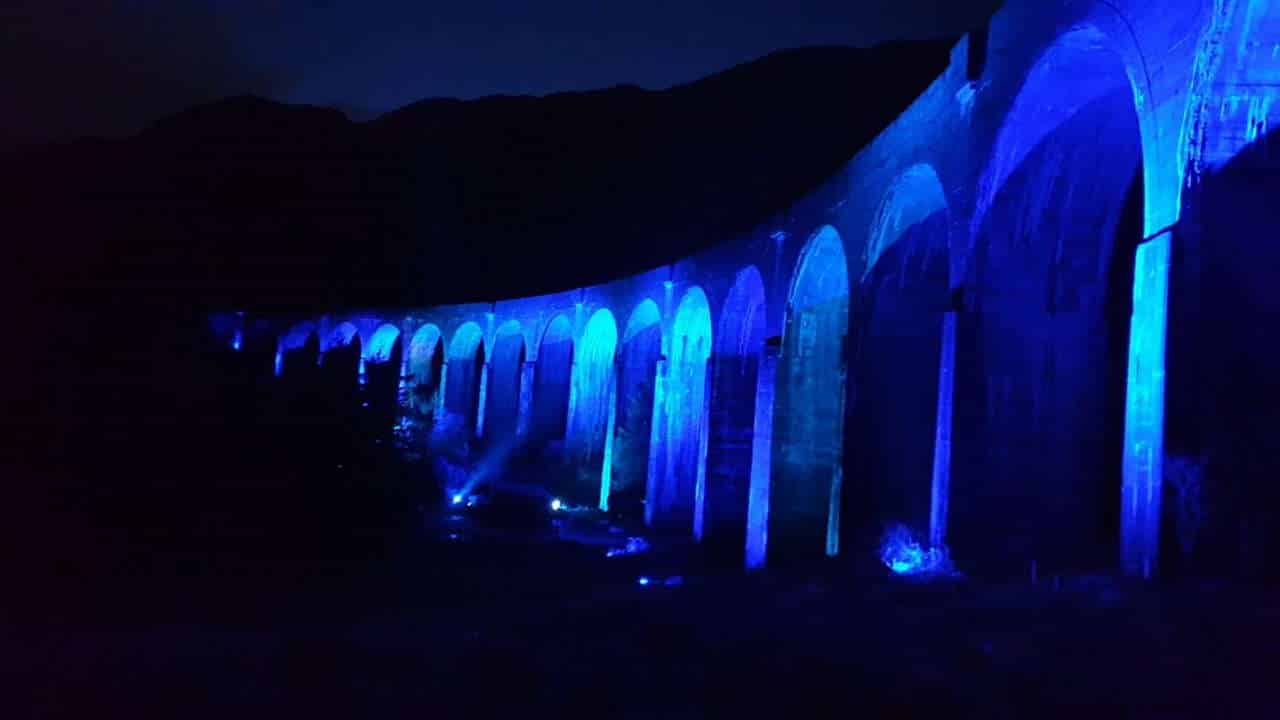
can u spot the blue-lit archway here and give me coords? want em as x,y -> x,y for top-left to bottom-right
772,225 -> 850,560
321,322 -> 362,394
318,322 -> 362,419
276,322 -> 319,378
485,321 -> 526,443
707,266 -> 766,556
659,287 -> 712,535
854,164 -> 951,552
322,322 -> 360,357
616,299 -> 664,522
364,323 -> 403,428
958,26 -> 1144,576
567,308 -> 619,508
445,322 -> 487,442
407,324 -> 444,415
532,314 -> 574,445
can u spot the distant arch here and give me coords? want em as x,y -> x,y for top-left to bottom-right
322,322 -> 360,356
446,322 -> 487,438
707,266 -> 767,556
366,324 -> 403,364
531,314 -> 574,443
660,287 -> 713,536
615,299 -> 664,521
320,322 -> 362,404
485,320 -> 526,442
568,308 -> 619,507
772,225 -> 850,560
276,322 -> 319,377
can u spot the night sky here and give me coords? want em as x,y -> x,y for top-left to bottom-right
3,0 -> 998,150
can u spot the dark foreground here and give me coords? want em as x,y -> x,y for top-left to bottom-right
6,499 -> 1280,720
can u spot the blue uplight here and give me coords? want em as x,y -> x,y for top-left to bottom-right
451,493 -> 464,506
637,576 -> 651,586
550,498 -> 562,511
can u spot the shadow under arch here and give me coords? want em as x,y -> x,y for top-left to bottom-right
615,299 -> 663,522
957,26 -> 1144,577
771,225 -> 850,562
851,163 -> 951,554
706,266 -> 766,559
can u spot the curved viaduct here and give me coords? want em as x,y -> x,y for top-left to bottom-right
220,0 -> 1280,578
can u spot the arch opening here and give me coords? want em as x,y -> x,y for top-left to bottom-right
485,321 -> 526,444
567,309 -> 619,507
706,267 -> 767,557
278,323 -> 320,379
532,314 -> 574,446
658,287 -> 712,535
613,299 -> 664,521
772,225 -> 850,560
1164,8 -> 1280,578
445,322 -> 487,443
407,325 -> 445,416
957,28 -> 1143,577
321,322 -> 362,410
854,165 -> 951,553
365,324 -> 403,429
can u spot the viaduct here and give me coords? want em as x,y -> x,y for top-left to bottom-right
214,0 -> 1280,579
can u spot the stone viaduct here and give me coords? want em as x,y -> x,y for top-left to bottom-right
216,0 -> 1280,578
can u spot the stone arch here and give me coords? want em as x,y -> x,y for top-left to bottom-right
532,314 -> 574,443
958,25 -> 1146,576
366,323 -> 402,363
658,287 -> 712,536
615,299 -> 664,521
407,324 -> 445,414
321,321 -> 361,371
322,321 -> 360,354
446,322 -> 487,438
772,225 -> 850,560
567,308 -> 619,507
364,323 -> 404,425
706,266 -> 767,556
276,322 -> 319,378
854,163 -> 952,552
865,164 -> 950,282
485,320 -> 526,443
320,322 -> 362,408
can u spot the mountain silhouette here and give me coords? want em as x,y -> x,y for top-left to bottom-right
8,40 -> 956,312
